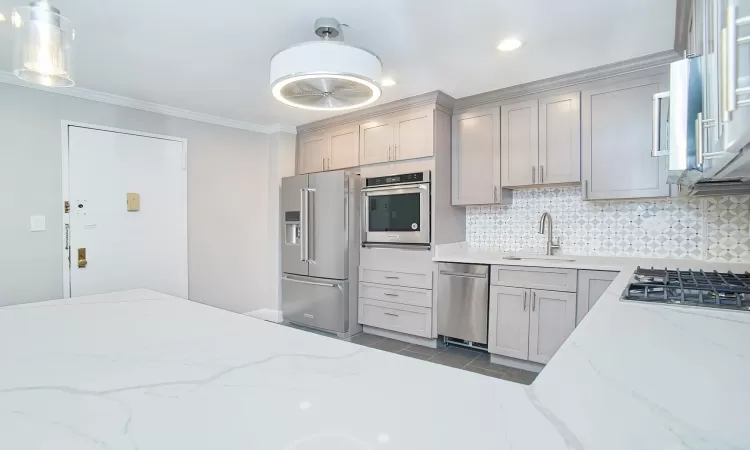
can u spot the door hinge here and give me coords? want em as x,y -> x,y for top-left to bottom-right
64,201 -> 70,213
64,223 -> 70,250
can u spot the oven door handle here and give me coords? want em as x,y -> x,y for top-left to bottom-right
362,183 -> 429,193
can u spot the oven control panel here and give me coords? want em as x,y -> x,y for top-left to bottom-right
365,171 -> 429,187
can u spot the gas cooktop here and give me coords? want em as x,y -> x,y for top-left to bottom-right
622,266 -> 750,311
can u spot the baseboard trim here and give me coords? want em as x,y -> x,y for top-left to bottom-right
244,309 -> 283,323
362,325 -> 438,348
490,354 -> 544,373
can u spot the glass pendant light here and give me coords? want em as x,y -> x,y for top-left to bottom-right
12,1 -> 75,87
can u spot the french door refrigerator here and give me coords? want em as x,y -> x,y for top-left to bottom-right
281,170 -> 361,336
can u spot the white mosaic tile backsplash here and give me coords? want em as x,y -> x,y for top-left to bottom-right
466,187 -> 750,262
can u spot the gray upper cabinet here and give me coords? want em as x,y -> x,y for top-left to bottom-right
538,92 -> 581,185
298,125 -> 359,174
359,118 -> 393,165
298,132 -> 327,174
393,109 -> 434,161
328,124 -> 359,170
576,270 -> 617,325
581,74 -> 670,200
501,99 -> 538,187
528,289 -> 576,364
500,92 -> 580,188
359,107 -> 435,165
451,107 -> 502,205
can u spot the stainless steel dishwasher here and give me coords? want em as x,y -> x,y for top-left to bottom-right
437,263 -> 489,345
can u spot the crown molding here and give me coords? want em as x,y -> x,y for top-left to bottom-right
0,71 -> 295,135
266,123 -> 298,134
453,50 -> 680,111
296,90 -> 455,134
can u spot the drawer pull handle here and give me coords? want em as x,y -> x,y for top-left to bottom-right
384,312 -> 399,317
303,313 -> 314,319
383,293 -> 399,297
384,276 -> 400,279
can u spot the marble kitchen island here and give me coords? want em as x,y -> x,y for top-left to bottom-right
2,284 -> 749,449
435,242 -> 750,449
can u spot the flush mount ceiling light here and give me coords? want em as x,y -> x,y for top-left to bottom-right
12,1 -> 75,87
270,18 -> 382,111
497,37 -> 522,52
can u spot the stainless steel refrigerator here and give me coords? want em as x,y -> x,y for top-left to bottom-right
281,170 -> 361,337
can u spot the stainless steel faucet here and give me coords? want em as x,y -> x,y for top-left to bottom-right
538,212 -> 560,256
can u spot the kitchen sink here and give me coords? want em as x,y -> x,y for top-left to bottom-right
501,256 -> 577,263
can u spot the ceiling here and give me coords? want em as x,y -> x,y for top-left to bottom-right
0,0 -> 677,129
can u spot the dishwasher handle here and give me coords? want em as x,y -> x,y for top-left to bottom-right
439,270 -> 488,279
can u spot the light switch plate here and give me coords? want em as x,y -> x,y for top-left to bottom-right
30,215 -> 46,232
127,193 -> 140,211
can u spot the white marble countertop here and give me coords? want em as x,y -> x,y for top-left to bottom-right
0,289 -> 568,450
434,241 -> 750,449
434,241 -> 727,271
2,281 -> 750,449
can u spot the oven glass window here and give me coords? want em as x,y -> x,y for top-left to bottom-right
369,193 -> 421,232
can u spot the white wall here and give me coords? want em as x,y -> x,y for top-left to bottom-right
251,132 -> 297,321
0,82 -> 291,313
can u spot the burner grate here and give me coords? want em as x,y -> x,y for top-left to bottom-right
624,267 -> 750,311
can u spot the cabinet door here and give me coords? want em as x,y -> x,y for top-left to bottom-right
298,132 -> 327,174
717,0 -> 750,156
394,109 -> 434,161
451,108 -> 501,205
538,92 -> 581,184
576,270 -> 617,325
528,289 -> 576,364
488,285 -> 530,360
501,99 -> 539,187
328,125 -> 359,170
581,75 -> 670,200
359,119 -> 393,165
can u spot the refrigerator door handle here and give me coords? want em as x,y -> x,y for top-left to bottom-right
282,276 -> 339,288
306,188 -> 314,263
300,188 -> 308,262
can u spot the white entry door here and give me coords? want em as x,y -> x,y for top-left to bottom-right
66,126 -> 188,298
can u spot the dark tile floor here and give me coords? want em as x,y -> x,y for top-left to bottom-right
285,323 -> 538,385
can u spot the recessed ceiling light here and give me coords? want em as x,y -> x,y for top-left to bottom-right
497,38 -> 522,52
381,77 -> 396,87
11,10 -> 21,28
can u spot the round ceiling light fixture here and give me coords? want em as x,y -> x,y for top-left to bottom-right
270,18 -> 382,111
12,1 -> 75,87
497,37 -> 522,52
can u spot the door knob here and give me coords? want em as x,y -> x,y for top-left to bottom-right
77,248 -> 87,268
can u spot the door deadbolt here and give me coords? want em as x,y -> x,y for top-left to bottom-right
77,248 -> 87,268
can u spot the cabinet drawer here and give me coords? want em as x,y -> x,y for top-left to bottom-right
359,282 -> 432,308
358,298 -> 432,338
491,265 -> 577,292
359,268 -> 433,289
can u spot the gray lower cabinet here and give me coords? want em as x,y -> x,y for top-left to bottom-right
576,270 -> 618,324
488,285 -> 530,360
528,289 -> 576,364
581,74 -> 670,200
489,285 -> 577,363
